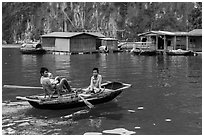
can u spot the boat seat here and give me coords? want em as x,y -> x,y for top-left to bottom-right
78,93 -> 92,97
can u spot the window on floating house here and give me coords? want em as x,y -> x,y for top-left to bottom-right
142,37 -> 147,42
190,39 -> 195,43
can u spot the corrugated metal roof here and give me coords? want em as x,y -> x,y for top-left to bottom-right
138,30 -> 198,36
173,32 -> 189,36
188,29 -> 202,36
138,31 -> 175,36
100,37 -> 117,40
41,32 -> 105,38
155,31 -> 175,35
86,32 -> 106,38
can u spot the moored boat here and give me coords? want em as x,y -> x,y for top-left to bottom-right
99,46 -> 109,53
16,81 -> 131,110
166,49 -> 197,56
20,42 -> 46,54
131,49 -> 158,56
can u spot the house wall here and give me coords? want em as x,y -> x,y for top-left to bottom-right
70,34 -> 96,52
55,38 -> 70,51
96,39 -> 102,50
175,36 -> 187,50
102,40 -> 118,50
42,37 -> 55,50
189,36 -> 202,52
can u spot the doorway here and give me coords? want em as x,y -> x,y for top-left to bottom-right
158,36 -> 164,50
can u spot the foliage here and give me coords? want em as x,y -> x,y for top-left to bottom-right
2,2 -> 202,43
188,2 -> 202,30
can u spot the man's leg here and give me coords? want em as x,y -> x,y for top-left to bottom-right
57,78 -> 72,93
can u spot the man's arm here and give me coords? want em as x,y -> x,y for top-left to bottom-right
98,75 -> 102,89
90,77 -> 93,89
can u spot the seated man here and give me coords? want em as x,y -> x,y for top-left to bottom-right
84,68 -> 103,94
40,67 -> 72,99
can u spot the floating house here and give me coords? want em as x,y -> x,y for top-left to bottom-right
188,29 -> 202,52
41,32 -> 105,53
138,29 -> 202,52
99,37 -> 118,51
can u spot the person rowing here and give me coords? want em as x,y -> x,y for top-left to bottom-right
40,67 -> 72,99
83,68 -> 103,94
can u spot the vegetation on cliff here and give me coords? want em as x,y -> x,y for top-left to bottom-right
2,2 -> 202,43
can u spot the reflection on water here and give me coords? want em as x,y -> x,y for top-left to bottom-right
89,118 -> 102,128
2,48 -> 202,135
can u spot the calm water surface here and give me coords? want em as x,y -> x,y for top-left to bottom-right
2,48 -> 202,135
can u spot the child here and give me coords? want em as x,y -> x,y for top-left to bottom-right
84,68 -> 103,93
40,67 -> 72,98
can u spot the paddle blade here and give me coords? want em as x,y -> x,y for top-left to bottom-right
79,95 -> 94,109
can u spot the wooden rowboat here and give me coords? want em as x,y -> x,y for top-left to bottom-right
166,49 -> 197,56
16,81 -> 131,110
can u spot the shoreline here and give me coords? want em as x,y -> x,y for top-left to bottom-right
2,44 -> 21,48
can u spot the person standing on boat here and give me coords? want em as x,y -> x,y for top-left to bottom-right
40,67 -> 72,98
84,68 -> 102,93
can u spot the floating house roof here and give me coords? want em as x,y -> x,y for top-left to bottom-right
41,32 -> 106,38
188,29 -> 202,36
173,32 -> 189,36
138,29 -> 202,37
138,31 -> 174,36
99,37 -> 118,41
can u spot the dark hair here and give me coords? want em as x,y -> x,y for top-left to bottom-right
40,67 -> 49,76
93,67 -> 99,73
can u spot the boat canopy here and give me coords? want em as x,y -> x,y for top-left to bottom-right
21,43 -> 42,49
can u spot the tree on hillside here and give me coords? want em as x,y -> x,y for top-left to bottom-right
2,2 -> 201,43
188,2 -> 202,30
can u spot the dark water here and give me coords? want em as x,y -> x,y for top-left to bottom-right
2,48 -> 202,135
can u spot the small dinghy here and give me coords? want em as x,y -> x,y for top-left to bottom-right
131,49 -> 158,56
16,81 -> 131,110
166,49 -> 196,56
20,42 -> 46,54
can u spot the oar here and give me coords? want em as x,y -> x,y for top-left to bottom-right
78,94 -> 94,109
3,85 -> 77,92
4,84 -> 94,108
3,85 -> 43,89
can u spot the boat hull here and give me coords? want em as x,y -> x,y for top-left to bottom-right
17,81 -> 131,110
20,49 -> 46,54
28,90 -> 122,110
166,51 -> 196,56
132,50 -> 158,56
166,49 -> 197,56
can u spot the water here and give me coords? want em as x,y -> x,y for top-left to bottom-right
2,48 -> 202,135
